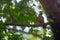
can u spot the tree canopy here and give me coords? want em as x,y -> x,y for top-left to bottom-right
0,0 -> 53,40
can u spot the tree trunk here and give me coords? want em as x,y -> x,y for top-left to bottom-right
51,22 -> 60,40
40,0 -> 60,40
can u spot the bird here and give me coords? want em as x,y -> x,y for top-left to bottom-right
37,12 -> 46,28
37,13 -> 44,24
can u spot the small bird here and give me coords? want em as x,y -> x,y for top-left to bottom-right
37,12 -> 44,24
37,12 -> 45,28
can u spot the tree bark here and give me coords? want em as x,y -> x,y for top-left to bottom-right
40,0 -> 60,40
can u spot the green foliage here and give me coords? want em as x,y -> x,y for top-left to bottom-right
0,0 -> 54,40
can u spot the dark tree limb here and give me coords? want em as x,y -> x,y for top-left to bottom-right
40,0 -> 60,40
4,23 -> 50,27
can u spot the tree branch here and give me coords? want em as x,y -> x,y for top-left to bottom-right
3,22 -> 51,27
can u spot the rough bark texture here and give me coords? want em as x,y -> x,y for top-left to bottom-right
40,0 -> 60,19
40,0 -> 60,40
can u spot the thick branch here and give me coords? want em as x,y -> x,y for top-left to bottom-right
3,22 -> 51,27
